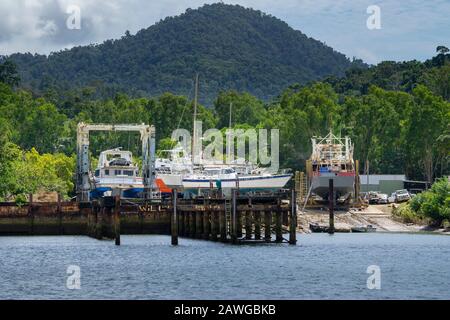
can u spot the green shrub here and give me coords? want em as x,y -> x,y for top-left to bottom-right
393,203 -> 423,224
408,179 -> 450,224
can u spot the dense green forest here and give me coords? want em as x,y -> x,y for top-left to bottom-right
0,48 -> 448,203
7,3 -> 361,106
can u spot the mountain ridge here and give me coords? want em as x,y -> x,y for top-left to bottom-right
9,3 -> 363,105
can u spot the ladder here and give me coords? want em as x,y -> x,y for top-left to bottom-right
224,198 -> 232,236
295,171 -> 308,203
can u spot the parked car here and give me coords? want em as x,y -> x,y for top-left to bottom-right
377,193 -> 389,204
388,193 -> 396,203
393,189 -> 411,203
367,191 -> 380,204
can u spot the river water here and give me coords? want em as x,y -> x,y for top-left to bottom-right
0,233 -> 449,300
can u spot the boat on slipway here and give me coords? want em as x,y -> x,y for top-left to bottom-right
90,148 -> 144,198
308,131 -> 356,201
156,153 -> 292,194
155,74 -> 292,194
181,166 -> 292,193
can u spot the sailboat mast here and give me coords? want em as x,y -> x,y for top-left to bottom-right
226,102 -> 233,163
192,73 -> 199,163
229,102 -> 233,128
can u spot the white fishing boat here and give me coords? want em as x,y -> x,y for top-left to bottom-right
90,148 -> 144,198
308,131 -> 356,201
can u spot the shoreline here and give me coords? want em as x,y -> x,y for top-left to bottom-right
297,204 -> 450,235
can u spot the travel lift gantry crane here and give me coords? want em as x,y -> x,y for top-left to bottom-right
76,122 -> 156,202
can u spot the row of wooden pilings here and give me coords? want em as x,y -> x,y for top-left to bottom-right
171,189 -> 297,246
86,196 -> 121,245
85,190 -> 297,246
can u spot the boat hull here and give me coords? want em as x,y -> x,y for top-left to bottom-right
182,174 -> 292,192
311,173 -> 355,200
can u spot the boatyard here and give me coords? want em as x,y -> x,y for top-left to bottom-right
0,121 -> 442,243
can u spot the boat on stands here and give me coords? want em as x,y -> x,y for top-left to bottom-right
308,131 -> 356,201
90,148 -> 144,198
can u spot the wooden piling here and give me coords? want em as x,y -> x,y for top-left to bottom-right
275,209 -> 283,243
354,159 -> 360,205
231,189 -> 238,244
114,195 -> 121,246
328,179 -> 335,235
96,207 -> 103,240
236,207 -> 242,238
264,211 -> 272,242
244,211 -> 252,240
171,189 -> 178,246
211,210 -> 219,241
28,194 -> 34,235
254,211 -> 261,240
195,211 -> 203,239
184,211 -> 190,237
190,211 -> 196,238
219,205 -> 227,242
57,193 -> 63,235
178,209 -> 184,237
203,210 -> 210,240
289,189 -> 297,245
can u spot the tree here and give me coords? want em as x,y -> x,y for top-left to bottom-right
20,103 -> 67,153
0,60 -> 20,87
436,46 -> 449,55
407,86 -> 450,182
214,91 -> 266,128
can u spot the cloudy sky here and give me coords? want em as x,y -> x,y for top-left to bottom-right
0,0 -> 448,64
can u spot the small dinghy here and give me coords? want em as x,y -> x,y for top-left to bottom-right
351,225 -> 377,233
309,223 -> 328,233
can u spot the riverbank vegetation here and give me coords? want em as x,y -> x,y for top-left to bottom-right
393,179 -> 450,227
0,49 -> 448,201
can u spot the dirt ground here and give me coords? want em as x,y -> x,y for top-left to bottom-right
298,204 -> 448,234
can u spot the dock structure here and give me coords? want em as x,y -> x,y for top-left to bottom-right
171,189 -> 297,245
0,190 -> 298,246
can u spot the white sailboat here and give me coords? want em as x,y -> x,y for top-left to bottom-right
181,166 -> 292,192
155,74 -> 292,193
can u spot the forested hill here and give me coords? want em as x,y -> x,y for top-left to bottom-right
8,3 -> 361,105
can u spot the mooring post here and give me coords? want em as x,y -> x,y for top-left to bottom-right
264,210 -> 272,242
328,179 -> 335,234
275,201 -> 283,243
289,189 -> 297,245
254,211 -> 261,240
231,189 -> 238,244
171,189 -> 178,246
114,195 -> 121,246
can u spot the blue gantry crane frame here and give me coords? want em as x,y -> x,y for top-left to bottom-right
76,122 -> 156,202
